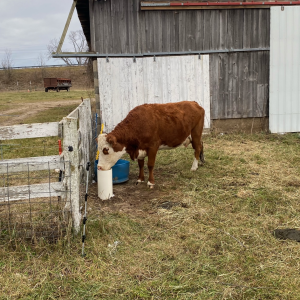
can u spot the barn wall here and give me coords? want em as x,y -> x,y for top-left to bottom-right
89,1 -> 270,54
89,0 -> 271,121
210,51 -> 269,119
98,55 -> 210,133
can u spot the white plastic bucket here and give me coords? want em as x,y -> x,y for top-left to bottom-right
97,169 -> 113,200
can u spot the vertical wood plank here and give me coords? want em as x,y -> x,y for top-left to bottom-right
203,10 -> 211,50
62,117 -> 81,234
210,10 -> 220,50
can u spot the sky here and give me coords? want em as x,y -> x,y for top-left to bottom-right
0,0 -> 82,68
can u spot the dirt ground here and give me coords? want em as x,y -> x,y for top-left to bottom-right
87,169 -> 184,221
0,99 -> 82,126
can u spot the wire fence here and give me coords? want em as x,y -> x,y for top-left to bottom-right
0,160 -> 72,242
0,112 -> 99,242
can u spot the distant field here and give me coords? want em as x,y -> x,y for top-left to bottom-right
0,90 -> 95,161
0,65 -> 93,92
0,90 -> 95,127
0,90 -> 93,106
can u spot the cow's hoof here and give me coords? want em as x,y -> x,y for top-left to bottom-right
136,179 -> 144,185
147,181 -> 155,189
191,167 -> 198,171
200,154 -> 205,164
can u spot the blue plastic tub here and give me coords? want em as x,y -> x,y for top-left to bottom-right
94,159 -> 130,184
112,159 -> 130,184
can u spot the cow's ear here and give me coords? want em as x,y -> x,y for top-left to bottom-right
107,135 -> 117,147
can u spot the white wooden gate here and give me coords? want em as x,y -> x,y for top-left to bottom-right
98,55 -> 210,133
0,99 -> 92,234
270,7 -> 300,133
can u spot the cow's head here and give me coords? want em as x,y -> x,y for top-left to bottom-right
97,134 -> 126,170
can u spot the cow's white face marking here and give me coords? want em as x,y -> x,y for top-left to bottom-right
97,134 -> 126,170
191,158 -> 198,171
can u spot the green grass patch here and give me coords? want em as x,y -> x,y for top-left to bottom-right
22,104 -> 81,124
0,137 -> 59,159
1,122 -> 300,298
0,90 -> 94,111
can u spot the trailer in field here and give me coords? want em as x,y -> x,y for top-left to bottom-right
44,78 -> 72,92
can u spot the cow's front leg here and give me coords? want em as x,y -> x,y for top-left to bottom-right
136,159 -> 145,185
147,148 -> 158,189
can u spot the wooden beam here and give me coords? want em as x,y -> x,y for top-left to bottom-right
0,182 -> 65,202
141,1 -> 300,9
56,0 -> 78,54
0,122 -> 59,140
0,155 -> 63,175
141,5 -> 270,9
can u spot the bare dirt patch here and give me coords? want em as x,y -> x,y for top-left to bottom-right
88,175 -> 171,219
0,99 -> 82,126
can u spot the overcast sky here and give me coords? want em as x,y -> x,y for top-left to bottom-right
0,0 -> 82,67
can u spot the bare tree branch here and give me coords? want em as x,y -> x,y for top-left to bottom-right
47,30 -> 88,66
1,49 -> 14,83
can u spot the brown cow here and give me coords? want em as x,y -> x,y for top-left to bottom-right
97,101 -> 205,187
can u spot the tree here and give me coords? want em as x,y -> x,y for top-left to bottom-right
47,30 -> 89,66
1,49 -> 14,83
36,53 -> 48,78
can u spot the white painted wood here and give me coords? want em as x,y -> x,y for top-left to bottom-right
0,182 -> 65,202
62,117 -> 81,234
0,155 -> 63,174
0,122 -> 59,140
78,99 -> 93,182
98,55 -> 211,133
270,7 -> 300,133
67,107 -> 79,119
0,99 -> 93,235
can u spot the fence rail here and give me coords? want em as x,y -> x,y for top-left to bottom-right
0,99 -> 92,236
0,155 -> 62,174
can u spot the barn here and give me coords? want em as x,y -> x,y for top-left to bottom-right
55,0 -> 300,134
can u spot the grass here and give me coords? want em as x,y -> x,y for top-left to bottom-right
1,130 -> 300,299
22,105 -> 81,124
0,90 -> 93,109
0,90 -> 95,160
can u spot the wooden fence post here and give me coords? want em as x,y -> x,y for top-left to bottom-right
62,117 -> 81,234
78,99 -> 93,183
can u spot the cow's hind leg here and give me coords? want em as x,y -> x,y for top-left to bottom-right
136,159 -> 145,185
190,120 -> 204,171
147,148 -> 158,189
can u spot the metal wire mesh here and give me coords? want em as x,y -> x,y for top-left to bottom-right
0,111 -> 97,242
0,160 -> 72,242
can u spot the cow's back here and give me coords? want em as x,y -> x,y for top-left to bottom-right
114,101 -> 204,148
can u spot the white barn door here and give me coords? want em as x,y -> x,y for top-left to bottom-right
98,55 -> 210,133
270,7 -> 300,133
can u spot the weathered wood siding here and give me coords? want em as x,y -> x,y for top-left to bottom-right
89,1 -> 270,54
210,51 -> 269,119
98,55 -> 210,132
88,0 -> 270,119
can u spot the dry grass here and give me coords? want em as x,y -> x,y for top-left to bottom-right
1,132 -> 300,299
